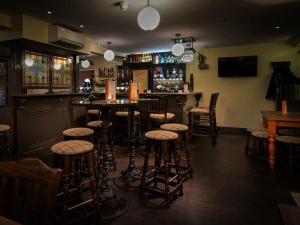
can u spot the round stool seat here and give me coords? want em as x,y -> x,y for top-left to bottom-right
190,107 -> 209,113
251,131 -> 269,139
149,113 -> 175,121
63,127 -> 94,137
160,123 -> 189,132
276,136 -> 300,144
0,125 -> 10,133
51,140 -> 94,155
115,111 -> 140,117
246,128 -> 267,133
145,130 -> 178,141
87,120 -> 112,128
87,109 -> 100,115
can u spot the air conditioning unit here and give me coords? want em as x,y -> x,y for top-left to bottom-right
48,25 -> 85,49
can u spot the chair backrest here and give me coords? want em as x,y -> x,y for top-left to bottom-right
145,94 -> 168,115
0,158 -> 62,225
209,93 -> 219,112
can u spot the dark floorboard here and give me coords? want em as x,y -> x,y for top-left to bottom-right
106,134 -> 300,225
42,134 -> 300,225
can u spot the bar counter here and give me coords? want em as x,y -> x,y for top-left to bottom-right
13,91 -> 201,157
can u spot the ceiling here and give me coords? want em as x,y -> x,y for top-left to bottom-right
1,0 -> 300,54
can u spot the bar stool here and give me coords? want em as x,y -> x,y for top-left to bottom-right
245,128 -> 267,154
140,130 -> 183,207
278,129 -> 300,137
145,95 -> 175,130
86,120 -> 116,172
276,136 -> 300,173
86,109 -> 101,122
160,123 -> 193,180
0,125 -> 10,160
189,93 -> 219,146
114,110 -> 142,144
63,127 -> 94,141
250,131 -> 269,159
51,140 -> 97,212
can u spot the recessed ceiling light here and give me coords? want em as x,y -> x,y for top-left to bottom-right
47,11 -> 52,15
275,26 -> 280,29
80,24 -> 84,28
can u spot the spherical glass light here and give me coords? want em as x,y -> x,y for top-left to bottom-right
171,43 -> 185,56
24,58 -> 34,67
53,63 -> 61,70
104,50 -> 115,61
137,6 -> 160,31
81,59 -> 90,69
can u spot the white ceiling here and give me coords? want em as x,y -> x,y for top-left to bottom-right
1,0 -> 300,54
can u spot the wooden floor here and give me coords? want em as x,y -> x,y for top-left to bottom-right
45,134 -> 300,225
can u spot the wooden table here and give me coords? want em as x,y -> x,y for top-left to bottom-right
261,111 -> 300,168
0,216 -> 21,225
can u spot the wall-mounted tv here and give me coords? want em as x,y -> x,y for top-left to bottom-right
218,56 -> 257,77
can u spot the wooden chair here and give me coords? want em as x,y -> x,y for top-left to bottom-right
145,95 -> 175,130
189,93 -> 219,146
0,158 -> 62,225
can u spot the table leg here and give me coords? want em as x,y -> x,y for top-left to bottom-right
97,107 -> 128,219
98,108 -> 115,200
267,120 -> 277,169
121,105 -> 140,184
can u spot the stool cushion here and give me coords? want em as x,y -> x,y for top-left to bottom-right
190,107 -> 209,113
51,140 -> 94,155
0,125 -> 10,132
63,127 -> 94,137
246,128 -> 267,133
251,131 -> 269,139
145,130 -> 178,141
149,113 -> 175,121
87,120 -> 112,128
115,111 -> 140,117
276,136 -> 300,144
88,109 -> 101,115
160,123 -> 189,132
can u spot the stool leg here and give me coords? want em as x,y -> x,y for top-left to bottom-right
63,155 -> 71,211
87,151 -> 97,201
183,132 -> 193,178
140,140 -> 151,196
173,139 -> 183,196
162,141 -> 170,207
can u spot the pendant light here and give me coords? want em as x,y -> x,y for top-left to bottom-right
81,59 -> 90,69
172,34 -> 185,56
137,0 -> 160,31
54,63 -> 62,70
104,42 -> 115,62
24,57 -> 34,67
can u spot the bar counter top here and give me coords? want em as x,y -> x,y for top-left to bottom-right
13,91 -> 202,98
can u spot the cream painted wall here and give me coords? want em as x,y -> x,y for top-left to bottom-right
186,42 -> 300,128
90,55 -> 122,78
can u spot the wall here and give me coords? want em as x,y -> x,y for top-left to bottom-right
186,42 -> 300,129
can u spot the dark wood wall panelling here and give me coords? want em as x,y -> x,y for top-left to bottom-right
0,39 -> 82,159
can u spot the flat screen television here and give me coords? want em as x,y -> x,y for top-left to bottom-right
218,56 -> 257,77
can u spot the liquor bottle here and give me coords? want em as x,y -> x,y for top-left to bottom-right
179,69 -> 183,78
172,68 -> 176,78
155,54 -> 159,64
160,54 -> 165,64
